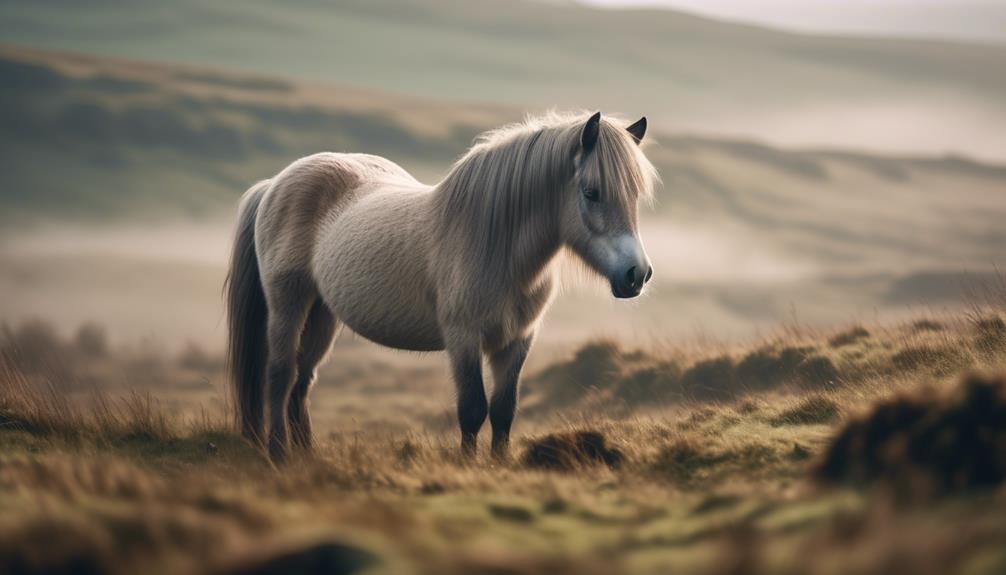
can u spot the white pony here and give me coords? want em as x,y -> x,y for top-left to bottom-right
226,111 -> 656,461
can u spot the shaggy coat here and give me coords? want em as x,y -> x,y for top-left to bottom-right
226,111 -> 657,461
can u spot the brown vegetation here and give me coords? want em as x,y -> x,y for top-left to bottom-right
815,372 -> 1006,499
521,431 -> 624,471
1,305 -> 1005,574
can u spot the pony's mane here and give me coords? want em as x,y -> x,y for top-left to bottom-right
433,111 -> 658,283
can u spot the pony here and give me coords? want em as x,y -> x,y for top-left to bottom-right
226,111 -> 657,461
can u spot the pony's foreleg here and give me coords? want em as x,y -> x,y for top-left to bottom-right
289,301 -> 339,451
445,330 -> 488,458
488,334 -> 534,458
264,278 -> 315,462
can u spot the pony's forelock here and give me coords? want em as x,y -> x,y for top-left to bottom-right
589,116 -> 659,208
442,110 -> 657,209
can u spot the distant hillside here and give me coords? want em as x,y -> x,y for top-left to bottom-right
1,0 -> 1005,158
0,46 -> 502,222
2,45 -> 1004,284
2,46 -> 1005,346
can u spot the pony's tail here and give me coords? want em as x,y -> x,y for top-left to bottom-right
225,180 -> 269,445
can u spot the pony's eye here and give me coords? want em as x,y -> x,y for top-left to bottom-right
582,187 -> 600,202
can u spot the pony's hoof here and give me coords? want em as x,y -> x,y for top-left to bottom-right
491,442 -> 510,462
460,437 -> 478,460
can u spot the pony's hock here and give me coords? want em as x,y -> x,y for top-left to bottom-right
226,111 -> 658,461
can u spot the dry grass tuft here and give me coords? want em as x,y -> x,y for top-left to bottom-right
829,326 -> 871,348
910,318 -> 945,333
680,355 -> 735,400
650,438 -> 728,483
649,438 -> 780,486
734,346 -> 810,390
521,430 -> 623,471
615,360 -> 682,404
889,345 -> 968,376
770,395 -> 841,426
973,314 -> 1006,354
816,372 -> 1006,498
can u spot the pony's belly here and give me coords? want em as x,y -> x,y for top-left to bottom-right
339,302 -> 445,352
318,252 -> 445,351
312,190 -> 444,352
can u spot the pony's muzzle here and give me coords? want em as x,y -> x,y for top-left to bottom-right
611,263 -> 653,299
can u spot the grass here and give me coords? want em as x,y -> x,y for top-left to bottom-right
769,395 -> 841,427
1,305 -> 1006,574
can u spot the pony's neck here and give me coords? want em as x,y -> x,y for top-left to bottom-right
504,197 -> 563,287
433,124 -> 574,287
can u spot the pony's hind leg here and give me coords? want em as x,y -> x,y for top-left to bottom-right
263,274 -> 316,462
289,300 -> 340,451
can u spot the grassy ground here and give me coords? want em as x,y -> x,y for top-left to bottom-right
2,301 -> 1006,575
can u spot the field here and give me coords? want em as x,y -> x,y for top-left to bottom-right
3,296 -> 1006,574
2,3 -> 1006,573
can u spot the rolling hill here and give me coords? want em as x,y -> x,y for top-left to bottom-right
1,0 -> 1005,159
0,45 -> 1003,346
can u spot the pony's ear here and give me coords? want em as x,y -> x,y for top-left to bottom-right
581,111 -> 601,154
626,116 -> 647,144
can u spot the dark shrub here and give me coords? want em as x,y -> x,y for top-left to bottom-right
617,361 -> 682,404
910,319 -> 944,333
522,431 -> 623,471
74,323 -> 108,359
1,319 -> 68,377
735,346 -> 811,390
974,315 -> 1006,354
794,355 -> 841,387
770,395 -> 840,426
681,356 -> 735,400
890,346 -> 966,376
651,439 -> 779,486
829,326 -> 870,348
651,439 -> 727,482
815,373 -> 1006,498
548,340 -> 625,393
522,340 -> 629,413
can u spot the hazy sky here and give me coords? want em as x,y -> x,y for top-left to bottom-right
580,0 -> 1006,44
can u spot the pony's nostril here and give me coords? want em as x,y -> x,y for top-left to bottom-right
644,266 -> 653,284
625,266 -> 638,288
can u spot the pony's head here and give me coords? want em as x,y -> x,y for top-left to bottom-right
560,112 -> 657,298
435,111 -> 657,296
